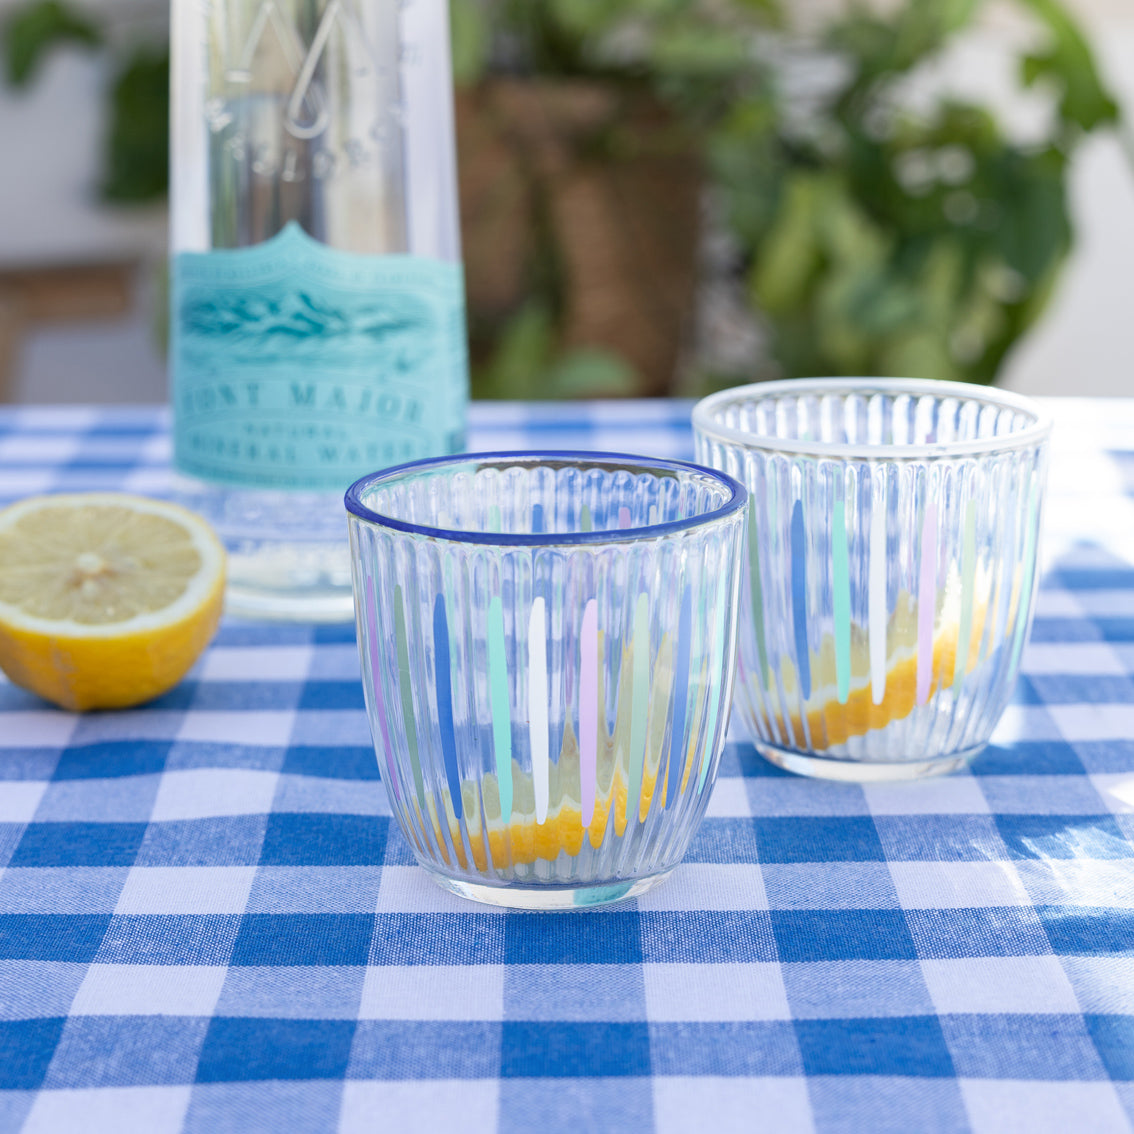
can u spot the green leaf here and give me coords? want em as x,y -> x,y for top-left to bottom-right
3,0 -> 101,87
102,47 -> 169,203
649,24 -> 751,77
1017,0 -> 1119,134
547,0 -> 621,38
731,0 -> 784,28
449,0 -> 489,88
813,258 -> 922,374
472,306 -> 640,400
544,349 -> 639,398
888,1 -> 956,69
708,95 -> 782,244
878,329 -> 960,381
990,148 -> 1070,284
949,278 -> 1006,367
816,178 -> 891,267
473,303 -> 556,400
750,173 -> 824,315
917,239 -> 964,329
827,0 -> 978,87
814,269 -> 881,372
943,0 -> 983,33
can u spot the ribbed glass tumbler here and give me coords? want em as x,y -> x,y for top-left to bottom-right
345,452 -> 747,908
694,378 -> 1052,781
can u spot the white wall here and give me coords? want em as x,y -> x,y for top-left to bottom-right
997,2 -> 1134,397
0,0 -> 169,403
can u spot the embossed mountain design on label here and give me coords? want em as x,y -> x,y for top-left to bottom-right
171,223 -> 467,491
180,273 -> 433,374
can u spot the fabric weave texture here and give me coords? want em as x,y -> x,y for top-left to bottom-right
0,400 -> 1131,1134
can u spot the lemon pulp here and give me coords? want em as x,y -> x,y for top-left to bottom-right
0,493 -> 226,710
753,566 -> 1017,750
407,632 -> 709,873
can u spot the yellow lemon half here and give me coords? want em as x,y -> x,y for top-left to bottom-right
0,493 -> 226,711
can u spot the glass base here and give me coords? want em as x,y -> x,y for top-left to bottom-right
425,869 -> 674,911
756,742 -> 985,782
225,584 -> 356,622
225,542 -> 356,622
172,476 -> 358,623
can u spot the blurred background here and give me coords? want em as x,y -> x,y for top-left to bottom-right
0,0 -> 1130,405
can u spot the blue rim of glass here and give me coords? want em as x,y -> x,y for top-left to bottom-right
344,450 -> 748,547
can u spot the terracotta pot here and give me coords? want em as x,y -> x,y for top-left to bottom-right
456,79 -> 701,397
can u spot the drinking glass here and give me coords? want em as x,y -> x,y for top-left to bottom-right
346,451 -> 747,907
694,378 -> 1051,780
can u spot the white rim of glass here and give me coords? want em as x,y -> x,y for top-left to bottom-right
692,377 -> 1053,461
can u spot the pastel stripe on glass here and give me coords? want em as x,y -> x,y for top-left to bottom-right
916,500 -> 938,706
832,497 -> 851,704
698,575 -> 730,793
953,498 -> 977,687
627,593 -> 649,826
394,584 -> 425,807
666,585 -> 693,808
747,497 -> 769,686
487,595 -> 513,821
790,500 -> 811,701
579,599 -> 599,828
869,480 -> 887,705
433,593 -> 463,820
619,506 -> 632,529
528,597 -> 549,824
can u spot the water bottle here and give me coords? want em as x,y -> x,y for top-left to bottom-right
170,0 -> 467,620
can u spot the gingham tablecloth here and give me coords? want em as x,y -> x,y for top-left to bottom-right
0,399 -> 1132,1134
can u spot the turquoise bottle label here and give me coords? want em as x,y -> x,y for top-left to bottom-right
171,222 -> 468,491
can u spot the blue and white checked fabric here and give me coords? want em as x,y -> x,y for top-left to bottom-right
0,399 -> 1132,1134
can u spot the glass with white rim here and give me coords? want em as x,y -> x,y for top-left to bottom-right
345,451 -> 747,908
693,377 -> 1052,781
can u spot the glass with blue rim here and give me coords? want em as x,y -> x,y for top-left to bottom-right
346,451 -> 747,908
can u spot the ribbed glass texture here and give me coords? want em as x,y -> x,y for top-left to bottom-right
346,453 -> 746,902
694,379 -> 1052,779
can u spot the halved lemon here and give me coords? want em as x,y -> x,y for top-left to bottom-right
0,493 -> 226,711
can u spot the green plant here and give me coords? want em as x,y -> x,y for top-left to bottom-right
457,0 -> 1126,390
709,0 -> 1123,385
4,0 -> 1123,389
474,300 -> 641,400
452,0 -> 778,86
3,0 -> 99,86
101,46 -> 170,203
452,0 -> 781,398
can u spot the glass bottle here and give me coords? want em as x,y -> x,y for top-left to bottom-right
170,0 -> 467,620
